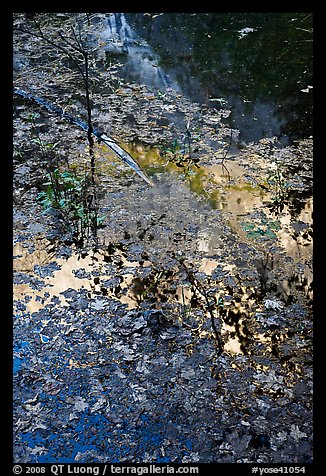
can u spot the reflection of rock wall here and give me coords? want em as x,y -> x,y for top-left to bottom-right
101,13 -> 179,92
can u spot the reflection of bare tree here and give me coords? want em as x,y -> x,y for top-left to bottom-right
177,257 -> 224,356
220,129 -> 232,181
14,15 -> 100,238
253,252 -> 274,296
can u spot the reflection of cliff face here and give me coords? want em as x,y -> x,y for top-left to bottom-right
101,13 -> 179,92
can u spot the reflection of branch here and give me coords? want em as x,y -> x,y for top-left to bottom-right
17,20 -> 94,138
14,87 -> 153,185
178,259 -> 223,356
14,24 -> 87,86
58,30 -> 83,54
220,129 -> 232,181
298,13 -> 312,24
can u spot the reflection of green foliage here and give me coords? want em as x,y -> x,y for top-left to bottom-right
160,125 -> 201,177
241,219 -> 281,240
156,90 -> 167,100
187,168 -> 207,194
31,137 -> 60,150
37,169 -> 104,241
267,161 -> 292,212
187,170 -> 222,209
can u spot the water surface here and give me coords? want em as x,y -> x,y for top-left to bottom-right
101,13 -> 313,144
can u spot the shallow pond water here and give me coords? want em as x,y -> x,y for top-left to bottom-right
94,139 -> 313,265
12,13 -> 313,463
13,134 -> 312,357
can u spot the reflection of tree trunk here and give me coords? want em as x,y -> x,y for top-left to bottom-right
179,258 -> 224,356
83,50 -> 97,239
220,129 -> 232,181
254,253 -> 274,295
88,143 -> 97,239
83,49 -> 94,178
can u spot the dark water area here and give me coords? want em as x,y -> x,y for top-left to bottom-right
115,13 -> 313,145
